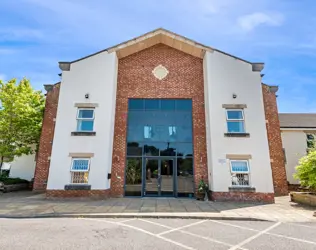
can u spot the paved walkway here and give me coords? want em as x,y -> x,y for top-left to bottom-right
0,191 -> 315,222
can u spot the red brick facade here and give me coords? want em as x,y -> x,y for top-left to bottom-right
111,44 -> 208,197
262,84 -> 288,196
46,190 -> 110,198
33,83 -> 60,191
211,192 -> 275,203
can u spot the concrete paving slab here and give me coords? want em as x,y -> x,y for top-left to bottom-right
140,207 -> 156,212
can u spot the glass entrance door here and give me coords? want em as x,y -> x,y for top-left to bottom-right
143,158 -> 175,197
144,159 -> 159,196
160,159 -> 174,196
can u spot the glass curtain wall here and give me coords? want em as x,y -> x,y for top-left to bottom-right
125,99 -> 194,197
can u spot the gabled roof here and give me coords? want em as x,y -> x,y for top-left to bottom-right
59,28 -> 264,72
279,113 -> 316,129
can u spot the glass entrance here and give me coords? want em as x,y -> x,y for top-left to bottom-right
144,159 -> 159,196
143,158 -> 174,197
125,99 -> 194,197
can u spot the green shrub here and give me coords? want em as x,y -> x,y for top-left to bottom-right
294,150 -> 316,191
198,179 -> 208,193
0,176 -> 29,185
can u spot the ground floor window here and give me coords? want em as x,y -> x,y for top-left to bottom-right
230,160 -> 250,187
70,158 -> 90,184
125,158 -> 142,196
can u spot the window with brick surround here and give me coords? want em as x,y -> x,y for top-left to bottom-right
70,158 -> 90,184
230,160 -> 250,187
226,109 -> 245,133
77,109 -> 94,131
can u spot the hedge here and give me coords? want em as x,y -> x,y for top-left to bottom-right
0,177 -> 29,185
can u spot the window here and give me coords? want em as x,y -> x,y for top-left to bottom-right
168,126 -> 177,140
77,109 -> 94,131
306,133 -> 315,152
226,109 -> 245,133
70,158 -> 90,184
144,125 -> 153,139
230,160 -> 250,186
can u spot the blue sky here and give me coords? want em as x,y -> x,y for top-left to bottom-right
0,0 -> 315,113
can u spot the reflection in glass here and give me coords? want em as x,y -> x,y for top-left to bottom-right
144,126 -> 153,139
227,110 -> 243,119
161,100 -> 175,111
177,158 -> 194,197
161,159 -> 174,196
168,126 -> 177,141
227,121 -> 245,133
160,143 -> 176,156
145,159 -> 159,195
127,142 -> 142,156
145,99 -> 159,110
176,100 -> 192,111
176,143 -> 193,157
126,99 -> 194,197
125,158 -> 142,196
128,99 -> 144,110
144,144 -> 160,156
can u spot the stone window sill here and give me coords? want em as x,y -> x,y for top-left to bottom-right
229,187 -> 256,192
64,184 -> 91,190
224,133 -> 250,138
71,131 -> 96,136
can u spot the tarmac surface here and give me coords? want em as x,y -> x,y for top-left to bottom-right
1,217 -> 316,249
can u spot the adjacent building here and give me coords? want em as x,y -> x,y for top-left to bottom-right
33,28 -> 289,202
280,113 -> 316,187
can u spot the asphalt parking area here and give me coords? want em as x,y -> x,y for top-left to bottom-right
0,218 -> 316,249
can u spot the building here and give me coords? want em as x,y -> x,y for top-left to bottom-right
280,113 -> 316,187
33,28 -> 288,202
0,154 -> 36,181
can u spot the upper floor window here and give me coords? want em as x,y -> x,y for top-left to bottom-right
70,158 -> 90,184
226,109 -> 245,133
230,160 -> 250,187
144,125 -> 153,139
77,109 -> 94,131
306,133 -> 316,152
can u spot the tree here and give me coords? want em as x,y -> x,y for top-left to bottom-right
0,78 -> 45,170
294,143 -> 316,191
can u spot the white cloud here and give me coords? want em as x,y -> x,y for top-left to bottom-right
237,12 -> 284,32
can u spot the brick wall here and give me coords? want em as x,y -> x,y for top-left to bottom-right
111,44 -> 208,197
46,189 -> 110,198
211,192 -> 275,203
33,83 -> 60,191
262,84 -> 288,196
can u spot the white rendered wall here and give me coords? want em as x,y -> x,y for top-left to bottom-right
281,130 -> 307,184
203,51 -> 274,193
9,154 -> 36,181
47,51 -> 118,190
